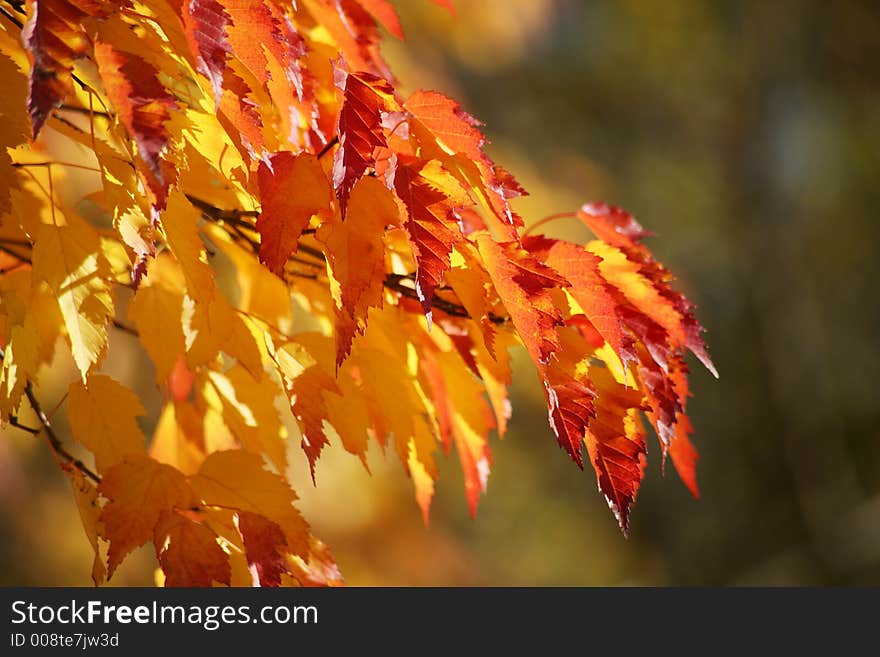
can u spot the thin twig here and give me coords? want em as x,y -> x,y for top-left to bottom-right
9,416 -> 39,434
317,135 -> 339,160
112,319 -> 139,337
0,244 -> 31,263
58,104 -> 111,120
23,383 -> 101,484
185,193 -> 510,325
0,4 -> 23,29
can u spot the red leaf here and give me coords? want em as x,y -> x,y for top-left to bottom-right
541,328 -> 596,468
475,233 -> 565,366
585,366 -> 648,535
237,511 -> 288,588
257,152 -> 332,275
332,68 -> 394,217
355,0 -> 404,40
22,0 -> 104,136
393,159 -> 468,317
526,235 -> 637,370
580,203 -> 717,377
154,510 -> 231,587
93,42 -> 176,179
180,0 -> 232,106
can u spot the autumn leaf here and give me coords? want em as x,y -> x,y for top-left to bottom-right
65,467 -> 105,586
584,366 -> 648,534
332,68 -> 395,217
318,176 -> 398,365
393,158 -> 470,317
190,450 -> 310,557
237,511 -> 288,587
541,328 -> 596,468
99,456 -> 193,577
154,509 -> 231,587
179,0 -> 232,105
93,40 -> 176,180
31,222 -> 114,380
0,0 -> 717,586
257,152 -> 332,275
475,233 -> 565,366
68,374 -> 147,473
127,254 -> 187,384
356,0 -> 405,40
525,234 -> 636,371
22,0 -> 104,136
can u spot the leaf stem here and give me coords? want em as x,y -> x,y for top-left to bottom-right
523,211 -> 579,237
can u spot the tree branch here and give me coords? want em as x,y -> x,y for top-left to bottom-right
23,382 -> 101,484
185,194 -> 509,325
316,135 -> 339,160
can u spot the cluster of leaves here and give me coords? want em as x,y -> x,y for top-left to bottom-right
0,0 -> 714,586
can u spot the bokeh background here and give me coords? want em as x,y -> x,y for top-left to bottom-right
2,0 -> 879,585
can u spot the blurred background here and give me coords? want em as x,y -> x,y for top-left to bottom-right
2,0 -> 879,585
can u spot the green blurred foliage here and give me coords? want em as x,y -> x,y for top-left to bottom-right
2,0 -> 878,586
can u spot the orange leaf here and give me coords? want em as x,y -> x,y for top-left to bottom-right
257,152 -> 332,275
581,203 -> 716,377
584,367 -> 648,534
356,0 -> 405,39
332,68 -> 395,217
317,176 -> 398,365
190,450 -> 310,557
179,0 -> 232,105
93,41 -> 176,179
405,89 -> 485,162
237,511 -> 288,587
475,233 -> 565,366
526,234 -> 636,370
154,509 -> 231,587
22,0 -> 104,136
67,374 -> 147,473
99,456 -> 193,577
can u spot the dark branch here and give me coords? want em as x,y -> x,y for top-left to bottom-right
58,104 -> 111,119
112,319 -> 139,337
316,135 -> 339,160
23,382 -> 101,484
184,194 -> 509,325
0,4 -> 23,29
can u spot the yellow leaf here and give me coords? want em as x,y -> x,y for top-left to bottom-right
32,222 -> 114,380
128,254 -> 187,384
206,366 -> 289,472
190,450 -> 309,557
149,402 -> 208,475
68,374 -> 147,473
204,223 -> 293,328
161,191 -> 215,301
65,468 -> 106,586
99,456 -> 194,577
